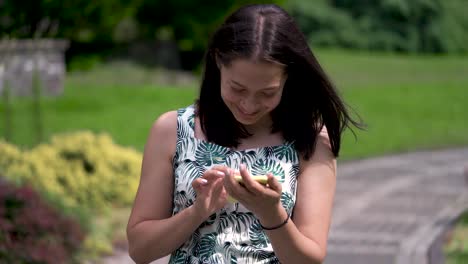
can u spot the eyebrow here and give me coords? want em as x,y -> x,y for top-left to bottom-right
231,80 -> 280,91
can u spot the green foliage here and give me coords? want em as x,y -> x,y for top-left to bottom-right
67,54 -> 103,72
0,179 -> 85,264
286,0 -> 468,53
0,131 -> 143,259
0,131 -> 142,212
285,0 -> 364,48
135,0 -> 285,69
0,1 -> 286,70
445,211 -> 468,264
1,50 -> 467,157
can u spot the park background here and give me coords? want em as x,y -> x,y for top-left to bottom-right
0,0 -> 467,263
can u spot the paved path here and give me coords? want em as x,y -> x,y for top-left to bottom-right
326,148 -> 468,264
100,148 -> 468,264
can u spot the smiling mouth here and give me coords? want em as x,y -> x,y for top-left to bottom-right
238,108 -> 259,117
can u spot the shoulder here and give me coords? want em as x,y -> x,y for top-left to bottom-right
300,125 -> 333,168
145,111 -> 178,159
318,125 -> 331,147
150,111 -> 178,138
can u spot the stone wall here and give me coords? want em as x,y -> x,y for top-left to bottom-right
0,39 -> 69,97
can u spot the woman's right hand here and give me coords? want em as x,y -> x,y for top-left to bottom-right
191,166 -> 228,219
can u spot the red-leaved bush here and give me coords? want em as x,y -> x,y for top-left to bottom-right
0,177 -> 85,264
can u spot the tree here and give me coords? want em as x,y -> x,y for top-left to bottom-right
286,0 -> 468,53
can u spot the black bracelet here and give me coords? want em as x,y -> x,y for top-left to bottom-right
260,214 -> 290,230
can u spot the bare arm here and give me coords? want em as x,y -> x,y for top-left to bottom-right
126,111 -> 203,264
262,129 -> 336,263
127,111 -> 229,264
223,128 -> 336,263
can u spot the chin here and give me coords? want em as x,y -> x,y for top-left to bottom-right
236,118 -> 258,125
233,113 -> 264,126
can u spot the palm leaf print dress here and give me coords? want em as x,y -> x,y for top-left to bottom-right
169,105 -> 299,264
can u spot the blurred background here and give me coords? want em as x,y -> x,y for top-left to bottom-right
0,0 -> 467,263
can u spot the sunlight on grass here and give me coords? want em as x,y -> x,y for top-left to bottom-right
315,49 -> 468,89
339,84 -> 468,160
1,49 -> 467,262
445,212 -> 468,264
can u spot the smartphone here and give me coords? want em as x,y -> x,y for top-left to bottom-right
228,175 -> 270,203
234,175 -> 268,185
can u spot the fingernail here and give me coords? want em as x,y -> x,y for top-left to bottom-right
216,171 -> 225,177
240,164 -> 246,170
200,179 -> 208,185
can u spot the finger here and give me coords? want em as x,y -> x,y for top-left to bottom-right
212,166 -> 232,180
211,165 -> 229,173
223,168 -> 237,194
224,168 -> 250,201
202,169 -> 226,182
192,177 -> 208,193
212,178 -> 227,201
267,173 -> 282,193
239,164 -> 263,194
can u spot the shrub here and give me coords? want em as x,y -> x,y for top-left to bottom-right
286,0 -> 468,54
0,177 -> 85,264
0,131 -> 142,212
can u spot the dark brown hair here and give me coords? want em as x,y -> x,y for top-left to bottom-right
196,4 -> 363,159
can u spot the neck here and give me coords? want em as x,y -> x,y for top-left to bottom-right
243,115 -> 273,136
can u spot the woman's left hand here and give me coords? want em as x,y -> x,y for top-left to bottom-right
221,164 -> 286,224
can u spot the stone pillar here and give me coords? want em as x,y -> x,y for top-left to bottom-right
0,39 -> 69,97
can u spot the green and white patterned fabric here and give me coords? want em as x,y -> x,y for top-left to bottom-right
169,105 -> 299,264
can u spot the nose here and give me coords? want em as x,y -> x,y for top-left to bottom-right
240,96 -> 258,114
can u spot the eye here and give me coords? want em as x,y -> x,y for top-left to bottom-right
231,86 -> 245,94
261,92 -> 276,98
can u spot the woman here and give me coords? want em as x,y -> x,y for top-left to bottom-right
127,4 -> 362,264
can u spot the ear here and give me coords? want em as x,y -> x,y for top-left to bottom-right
215,55 -> 222,70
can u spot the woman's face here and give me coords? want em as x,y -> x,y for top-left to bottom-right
219,59 -> 287,126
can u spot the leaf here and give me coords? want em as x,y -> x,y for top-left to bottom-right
289,164 -> 300,195
273,143 -> 298,163
195,141 -> 229,167
169,249 -> 188,264
217,211 -> 232,233
233,212 -> 255,233
188,229 -> 201,256
197,233 -> 217,260
176,106 -> 196,140
175,160 -> 201,199
174,190 -> 190,210
251,159 -> 286,183
217,211 -> 255,234
177,117 -> 192,140
187,111 -> 195,130
189,257 -> 199,264
223,242 -> 238,264
238,246 -> 275,263
225,152 -> 242,170
249,220 -> 269,248
280,192 -> 295,213
230,254 -> 238,264
240,150 -> 258,167
200,213 -> 217,228
176,137 -> 196,156
267,257 -> 281,264
258,146 -> 275,160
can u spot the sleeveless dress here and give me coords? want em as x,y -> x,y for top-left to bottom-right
169,105 -> 299,264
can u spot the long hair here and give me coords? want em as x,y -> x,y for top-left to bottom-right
196,4 -> 363,159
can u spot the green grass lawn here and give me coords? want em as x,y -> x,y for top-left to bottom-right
340,83 -> 468,159
1,84 -> 197,150
1,49 -> 467,261
2,50 -> 467,159
446,211 -> 468,264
